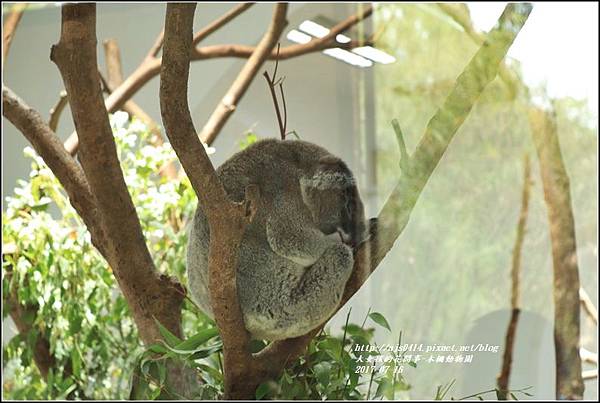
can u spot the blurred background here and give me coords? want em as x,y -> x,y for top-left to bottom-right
2,2 -> 597,400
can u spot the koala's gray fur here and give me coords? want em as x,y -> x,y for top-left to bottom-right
186,139 -> 367,341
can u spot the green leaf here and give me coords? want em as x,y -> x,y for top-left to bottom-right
174,327 -> 218,351
313,361 -> 332,387
154,318 -> 182,347
369,312 -> 391,332
255,381 -> 270,400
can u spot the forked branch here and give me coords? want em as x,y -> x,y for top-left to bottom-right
160,3 -> 287,399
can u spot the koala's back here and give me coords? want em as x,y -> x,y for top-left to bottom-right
187,139 -> 338,340
216,139 -> 332,202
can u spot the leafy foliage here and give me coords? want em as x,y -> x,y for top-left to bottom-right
2,113 -> 200,399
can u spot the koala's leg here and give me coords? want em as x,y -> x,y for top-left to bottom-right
283,242 -> 354,337
266,210 -> 337,267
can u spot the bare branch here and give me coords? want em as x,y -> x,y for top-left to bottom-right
145,28 -> 164,61
198,3 -> 289,145
48,90 -> 68,132
263,44 -> 287,140
103,38 -> 124,89
50,4 -> 184,345
437,3 -> 519,98
497,155 -> 532,400
192,3 -> 255,46
101,39 -> 175,179
2,2 -> 27,69
580,287 -> 598,325
529,105 -> 584,399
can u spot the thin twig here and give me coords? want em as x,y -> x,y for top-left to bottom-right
579,287 -> 598,325
48,90 -> 68,133
192,3 -> 255,46
263,44 -> 286,140
497,154 -> 532,400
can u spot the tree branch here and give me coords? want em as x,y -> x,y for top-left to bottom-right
257,1 -> 533,377
160,3 -> 276,399
529,105 -> 584,399
497,154 -> 532,400
2,2 -> 27,69
50,4 -> 184,346
198,3 -> 289,145
3,86 -> 110,258
579,287 -> 598,325
192,3 -> 255,46
48,90 -> 68,133
101,39 -> 176,178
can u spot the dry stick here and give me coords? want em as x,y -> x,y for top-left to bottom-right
263,44 -> 286,139
192,3 -> 255,46
497,155 -> 532,400
2,2 -> 27,69
159,3 -> 288,399
62,5 -> 372,155
582,369 -> 597,381
191,38 -> 373,61
50,4 -> 184,347
257,2 -> 533,377
102,38 -> 177,179
529,106 -> 584,399
579,287 -> 598,325
48,90 -> 68,132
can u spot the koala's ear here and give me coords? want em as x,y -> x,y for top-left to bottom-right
317,155 -> 346,172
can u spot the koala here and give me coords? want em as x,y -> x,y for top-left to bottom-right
186,139 -> 367,341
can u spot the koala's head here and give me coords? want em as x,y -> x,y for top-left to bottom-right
300,156 -> 367,247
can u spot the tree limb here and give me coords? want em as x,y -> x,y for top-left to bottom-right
192,3 -> 255,46
101,39 -> 176,178
529,105 -> 584,399
3,86 -> 110,259
50,4 -> 184,346
48,90 -> 68,133
497,155 -> 532,400
2,2 -> 27,69
159,3 -> 287,399
579,287 -> 598,325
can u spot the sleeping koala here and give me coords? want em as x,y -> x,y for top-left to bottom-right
186,139 -> 367,341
